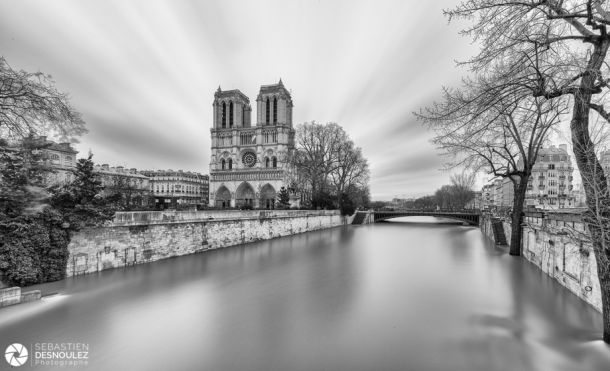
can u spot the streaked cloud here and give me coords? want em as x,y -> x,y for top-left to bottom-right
0,0 -> 475,200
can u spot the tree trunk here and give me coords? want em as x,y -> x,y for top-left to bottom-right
509,175 -> 527,256
337,189 -> 343,213
569,38 -> 610,343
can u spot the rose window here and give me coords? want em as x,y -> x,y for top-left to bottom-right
242,152 -> 257,167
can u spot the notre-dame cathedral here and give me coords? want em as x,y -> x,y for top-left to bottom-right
208,80 -> 297,209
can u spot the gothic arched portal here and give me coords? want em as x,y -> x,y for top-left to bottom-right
215,185 -> 231,208
235,182 -> 255,208
260,183 -> 276,210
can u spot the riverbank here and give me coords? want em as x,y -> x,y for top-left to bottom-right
66,209 -> 344,277
0,287 -> 41,307
480,211 -> 602,312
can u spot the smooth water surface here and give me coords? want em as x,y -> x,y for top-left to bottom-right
1,217 -> 610,371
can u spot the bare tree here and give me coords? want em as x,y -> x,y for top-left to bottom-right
450,172 -> 476,209
330,139 -> 370,213
444,0 -> 610,342
418,73 -> 566,257
292,122 -> 345,206
291,122 -> 370,212
0,57 -> 86,141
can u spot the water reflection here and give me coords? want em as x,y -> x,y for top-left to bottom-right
0,219 -> 609,371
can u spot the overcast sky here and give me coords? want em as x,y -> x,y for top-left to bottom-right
0,0 -> 479,200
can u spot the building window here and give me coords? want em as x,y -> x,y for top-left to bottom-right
221,102 -> 226,128
228,158 -> 233,170
266,98 -> 270,124
221,159 -> 226,170
265,157 -> 270,168
229,101 -> 234,127
548,164 -> 555,170
272,157 -> 277,168
50,153 -> 60,164
273,97 -> 277,123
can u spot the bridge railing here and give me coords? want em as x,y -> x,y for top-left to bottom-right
371,209 -> 480,214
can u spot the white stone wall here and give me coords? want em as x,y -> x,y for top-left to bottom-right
522,221 -> 601,312
66,213 -> 343,277
480,214 -> 602,312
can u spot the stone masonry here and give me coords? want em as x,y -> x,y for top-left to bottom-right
481,211 -> 602,312
66,210 -> 343,277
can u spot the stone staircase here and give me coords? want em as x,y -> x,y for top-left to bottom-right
351,212 -> 367,225
491,218 -> 508,246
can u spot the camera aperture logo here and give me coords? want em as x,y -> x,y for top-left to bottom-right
5,343 -> 28,367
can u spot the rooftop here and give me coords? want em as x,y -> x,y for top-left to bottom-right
214,87 -> 250,102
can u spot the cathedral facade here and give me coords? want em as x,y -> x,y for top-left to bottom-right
208,80 -> 296,209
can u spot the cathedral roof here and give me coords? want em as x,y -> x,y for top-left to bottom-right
214,88 -> 250,103
258,79 -> 291,99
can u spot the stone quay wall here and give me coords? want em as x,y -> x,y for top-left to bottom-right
0,287 -> 41,307
66,210 -> 343,277
481,211 -> 602,312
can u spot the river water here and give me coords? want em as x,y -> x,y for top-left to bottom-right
1,217 -> 610,371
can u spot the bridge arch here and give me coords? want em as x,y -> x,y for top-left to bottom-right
352,210 -> 480,226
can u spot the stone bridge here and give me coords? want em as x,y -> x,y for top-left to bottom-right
352,210 -> 480,226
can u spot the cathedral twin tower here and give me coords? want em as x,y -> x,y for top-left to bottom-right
209,80 -> 296,209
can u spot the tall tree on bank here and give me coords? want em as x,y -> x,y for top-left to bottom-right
292,122 -> 370,213
330,139 -> 370,213
292,122 -> 347,206
276,186 -> 291,209
450,172 -> 476,209
0,57 -> 86,141
445,0 -> 610,342
419,80 -> 566,256
49,154 -> 116,230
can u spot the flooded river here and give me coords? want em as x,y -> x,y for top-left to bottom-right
1,217 -> 610,370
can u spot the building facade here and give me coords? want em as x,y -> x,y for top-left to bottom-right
26,136 -> 78,185
208,81 -> 296,209
525,144 -> 575,209
481,184 -> 493,209
142,170 -> 209,209
94,164 -> 151,208
465,191 -> 482,210
493,179 -> 503,207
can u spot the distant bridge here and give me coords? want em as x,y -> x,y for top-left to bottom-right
352,210 -> 480,226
